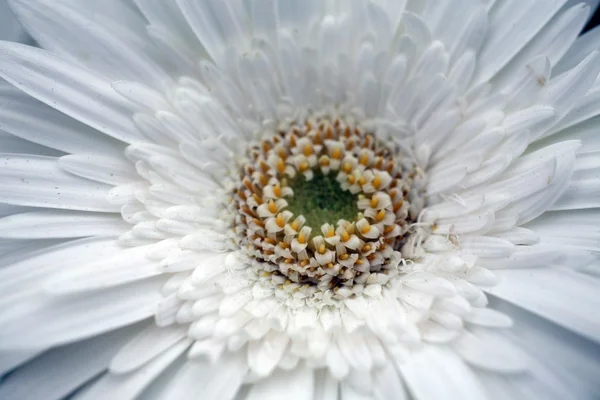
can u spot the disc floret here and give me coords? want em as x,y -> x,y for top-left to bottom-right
230,113 -> 426,298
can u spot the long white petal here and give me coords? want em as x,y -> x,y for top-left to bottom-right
0,42 -> 142,142
0,154 -> 119,211
399,347 -> 488,400
486,268 -> 600,342
0,324 -> 141,400
0,210 -> 128,239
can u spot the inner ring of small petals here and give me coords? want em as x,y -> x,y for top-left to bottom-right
231,116 -> 425,290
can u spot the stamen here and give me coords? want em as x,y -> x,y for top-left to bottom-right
276,213 -> 285,228
230,114 -> 425,290
268,199 -> 277,214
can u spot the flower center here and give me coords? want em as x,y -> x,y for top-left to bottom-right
229,112 -> 427,293
285,171 -> 358,229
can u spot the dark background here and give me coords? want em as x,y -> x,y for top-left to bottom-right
585,6 -> 600,32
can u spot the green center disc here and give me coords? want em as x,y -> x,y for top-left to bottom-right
285,171 -> 359,229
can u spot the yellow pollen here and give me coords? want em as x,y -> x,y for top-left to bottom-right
241,205 -> 255,217
348,175 -> 356,184
341,230 -> 350,242
326,226 -> 335,237
298,232 -> 307,244
327,262 -> 334,268
243,178 -> 255,193
320,156 -> 331,167
276,158 -> 285,173
358,176 -> 367,186
393,200 -> 404,213
273,183 -> 282,198
384,225 -> 395,234
343,162 -> 353,174
252,193 -> 263,205
326,126 -> 334,138
360,222 -> 371,235
356,259 -> 363,265
339,254 -> 349,260
299,161 -> 309,172
372,175 -> 382,189
303,144 -> 312,156
258,174 -> 268,187
268,199 -> 277,214
318,244 -> 326,254
359,153 -> 369,166
291,220 -> 300,231
376,209 -> 386,222
276,213 -> 285,228
370,197 -> 379,208
259,160 -> 269,172
300,260 -> 309,267
363,244 -> 372,252
314,131 -> 323,145
332,148 -> 342,160
237,190 -> 247,201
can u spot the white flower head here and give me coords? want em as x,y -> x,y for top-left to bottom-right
0,0 -> 600,399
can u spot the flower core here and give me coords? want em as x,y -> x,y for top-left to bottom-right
286,170 -> 358,228
230,113 -> 428,291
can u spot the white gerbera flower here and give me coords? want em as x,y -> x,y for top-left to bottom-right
1,0 -> 600,399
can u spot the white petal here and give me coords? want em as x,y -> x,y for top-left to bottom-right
245,366 -> 314,400
72,339 -> 191,400
399,347 -> 488,400
0,348 -> 42,376
0,237 -> 122,306
474,0 -> 566,84
487,268 -> 600,342
554,21 -> 600,75
489,296 -> 600,397
109,324 -> 187,374
10,0 -> 170,87
247,330 -> 289,377
0,324 -> 141,400
44,244 -> 163,294
0,277 -> 164,349
452,331 -> 528,373
0,210 -> 128,239
493,3 -> 589,89
373,362 -> 409,400
0,154 -> 120,211
59,154 -> 137,185
0,42 -> 142,142
0,87 -> 125,155
313,369 -> 339,400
